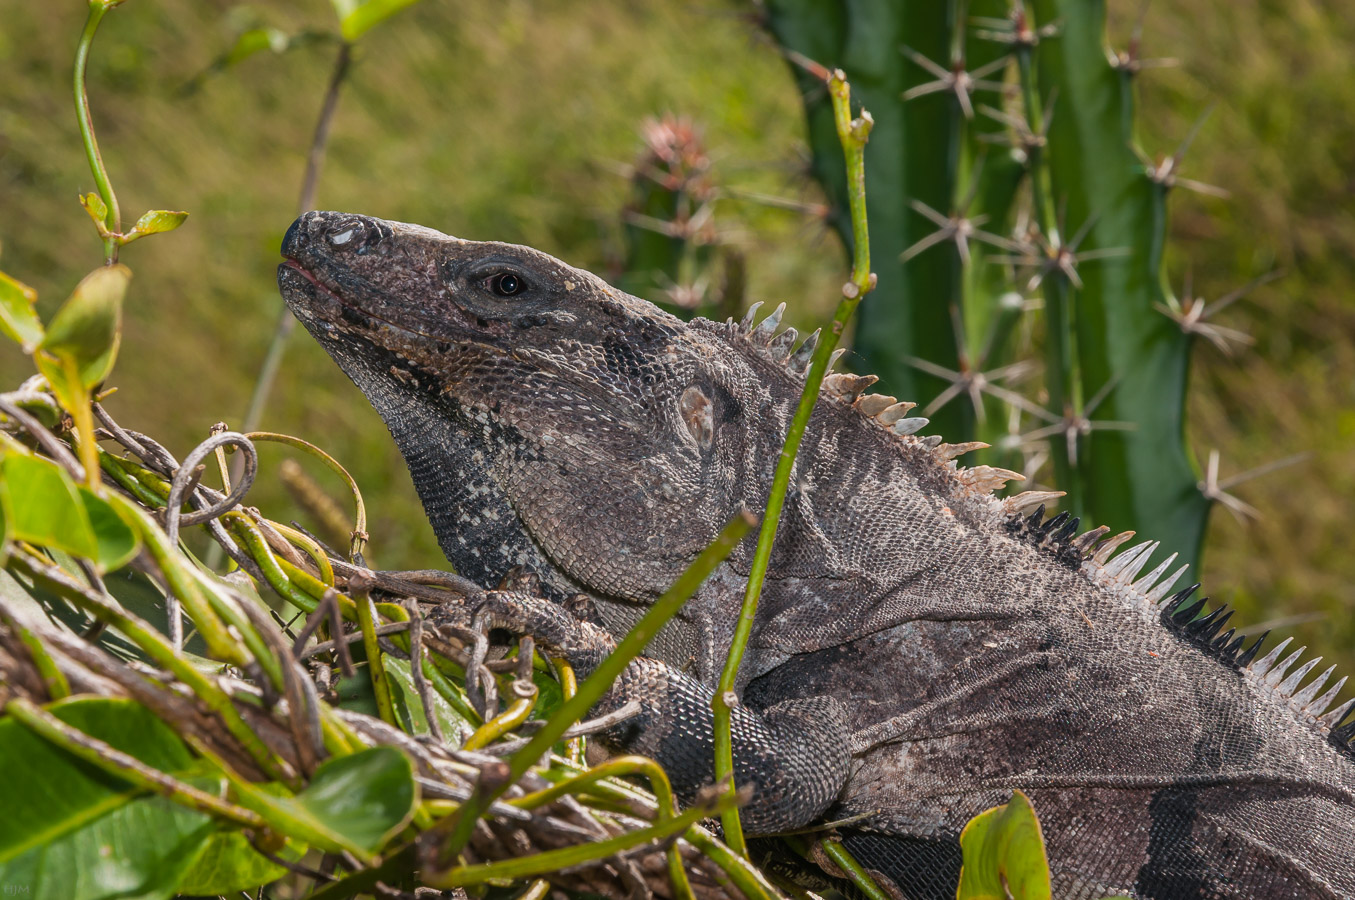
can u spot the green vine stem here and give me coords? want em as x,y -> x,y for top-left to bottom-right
712,63 -> 874,856
73,0 -> 124,264
0,606 -> 71,699
9,553 -> 295,784
244,430 -> 368,562
462,682 -> 537,750
426,510 -> 755,873
431,800 -> 730,889
818,838 -> 892,900
348,571 -> 398,727
511,754 -> 694,900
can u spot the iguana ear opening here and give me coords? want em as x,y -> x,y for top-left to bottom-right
679,386 -> 714,451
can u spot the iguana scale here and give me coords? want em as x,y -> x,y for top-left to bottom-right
277,211 -> 1355,900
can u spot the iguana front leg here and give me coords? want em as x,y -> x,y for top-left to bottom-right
429,590 -> 852,835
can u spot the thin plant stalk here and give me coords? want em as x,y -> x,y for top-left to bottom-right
245,431 -> 368,561
73,1 -> 121,264
711,65 -> 874,856
234,42 -> 353,454
819,838 -> 891,900
463,685 -> 537,750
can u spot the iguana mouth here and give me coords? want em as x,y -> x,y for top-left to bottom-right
278,257 -> 403,338
278,257 -> 504,373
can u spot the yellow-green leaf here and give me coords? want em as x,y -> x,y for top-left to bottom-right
956,790 -> 1051,900
123,209 -> 188,244
330,0 -> 422,42
79,192 -> 110,237
40,264 -> 130,389
0,270 -> 42,353
0,454 -> 97,560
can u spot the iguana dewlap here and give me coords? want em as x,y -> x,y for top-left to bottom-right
278,211 -> 1355,900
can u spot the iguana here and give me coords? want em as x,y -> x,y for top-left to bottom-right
277,210 -> 1355,900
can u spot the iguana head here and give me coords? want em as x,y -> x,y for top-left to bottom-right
278,211 -> 752,602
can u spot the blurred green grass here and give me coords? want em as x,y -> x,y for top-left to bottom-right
1,0 -> 1352,672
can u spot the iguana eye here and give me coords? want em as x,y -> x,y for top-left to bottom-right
488,273 -> 524,297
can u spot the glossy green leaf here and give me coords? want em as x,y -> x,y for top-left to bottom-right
1,453 -> 97,560
123,209 -> 188,244
331,0 -> 422,42
956,790 -> 1051,900
531,662 -> 565,723
77,485 -> 141,572
40,264 -> 129,388
175,829 -> 291,895
0,269 -> 42,352
233,746 -> 416,860
0,698 -> 198,864
293,746 -> 416,852
0,795 -> 213,900
386,656 -> 472,739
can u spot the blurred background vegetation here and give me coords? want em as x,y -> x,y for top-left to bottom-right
1,0 -> 1352,671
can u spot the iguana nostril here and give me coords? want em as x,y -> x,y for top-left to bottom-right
327,225 -> 358,246
280,216 -> 308,257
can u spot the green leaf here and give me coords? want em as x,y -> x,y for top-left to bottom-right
0,268 -> 42,352
0,795 -> 213,900
175,829 -> 292,895
1,453 -> 97,560
956,790 -> 1052,900
223,26 -> 290,66
234,747 -> 416,860
330,0 -> 422,42
79,192 -> 111,238
77,485 -> 141,572
386,656 -> 472,739
531,664 -> 565,721
122,209 -> 188,244
40,264 -> 130,389
294,746 -> 417,852
0,697 -> 198,865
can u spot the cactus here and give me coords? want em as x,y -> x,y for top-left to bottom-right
613,115 -> 726,318
759,0 -> 1237,577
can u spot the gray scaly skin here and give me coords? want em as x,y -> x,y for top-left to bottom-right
278,211 -> 1355,900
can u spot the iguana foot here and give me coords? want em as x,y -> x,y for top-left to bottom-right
427,578 -> 852,835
